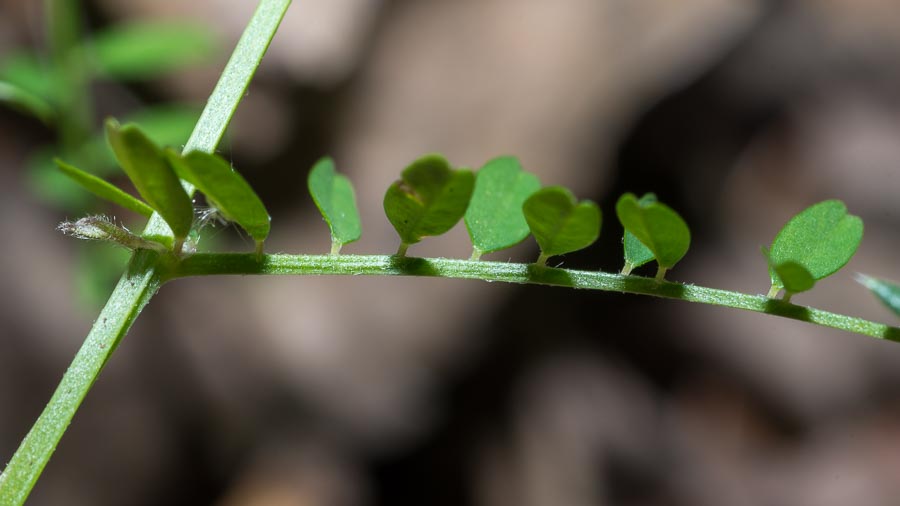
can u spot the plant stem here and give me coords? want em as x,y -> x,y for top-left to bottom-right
169,254 -> 900,342
45,0 -> 92,155
0,2 -> 290,503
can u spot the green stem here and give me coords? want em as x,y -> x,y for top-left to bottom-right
46,0 -> 92,154
168,254 -> 900,342
0,2 -> 291,503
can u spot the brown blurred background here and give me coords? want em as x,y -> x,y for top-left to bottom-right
3,0 -> 900,504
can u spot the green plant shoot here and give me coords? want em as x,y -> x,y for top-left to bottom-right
616,192 -> 690,280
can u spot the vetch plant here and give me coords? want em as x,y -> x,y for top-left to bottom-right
2,1 -> 900,504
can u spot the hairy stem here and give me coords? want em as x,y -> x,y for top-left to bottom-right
169,254 -> 900,342
0,2 -> 291,503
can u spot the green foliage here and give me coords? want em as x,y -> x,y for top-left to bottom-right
308,157 -> 362,254
857,275 -> 900,318
105,119 -> 193,250
0,53 -> 59,106
167,150 -> 271,253
55,159 -> 154,217
465,156 -> 541,259
0,81 -> 55,124
384,154 -> 474,255
772,260 -> 815,297
523,186 -> 600,265
8,1 -> 900,505
616,192 -> 690,279
767,200 -> 863,294
89,22 -> 216,80
620,193 -> 657,275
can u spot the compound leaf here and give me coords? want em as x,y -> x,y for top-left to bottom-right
616,193 -> 690,271
768,200 -> 863,290
857,275 -> 900,318
55,159 -> 154,217
465,156 -> 541,257
384,154 -> 474,253
105,118 -> 193,249
166,149 -> 270,251
523,186 -> 600,264
308,157 -> 361,253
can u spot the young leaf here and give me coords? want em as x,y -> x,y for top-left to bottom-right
55,159 -> 154,217
89,22 -> 217,80
105,119 -> 193,251
767,200 -> 863,290
620,193 -> 657,275
464,156 -> 541,259
616,193 -> 690,278
308,157 -> 362,254
856,274 -> 900,318
523,186 -> 601,265
166,149 -> 271,253
384,154 -> 475,255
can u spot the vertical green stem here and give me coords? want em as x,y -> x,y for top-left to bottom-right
0,2 -> 291,503
45,0 -> 92,155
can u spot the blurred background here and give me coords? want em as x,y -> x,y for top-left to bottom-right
2,0 -> 900,504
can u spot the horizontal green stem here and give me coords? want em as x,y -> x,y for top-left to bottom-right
170,254 -> 900,341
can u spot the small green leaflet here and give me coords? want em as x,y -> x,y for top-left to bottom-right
55,159 -> 154,217
89,22 -> 217,80
105,119 -> 193,251
308,157 -> 362,254
771,259 -> 815,299
620,193 -> 657,275
465,156 -> 541,258
857,274 -> 900,318
767,200 -> 863,291
523,186 -> 601,265
616,193 -> 690,279
384,154 -> 474,255
166,149 -> 270,254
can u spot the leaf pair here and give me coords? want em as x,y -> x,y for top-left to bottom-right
765,200 -> 863,301
469,158 -> 601,263
383,155 -> 475,256
382,155 -> 600,263
58,119 -> 269,254
524,187 -> 600,265
616,193 -> 691,280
